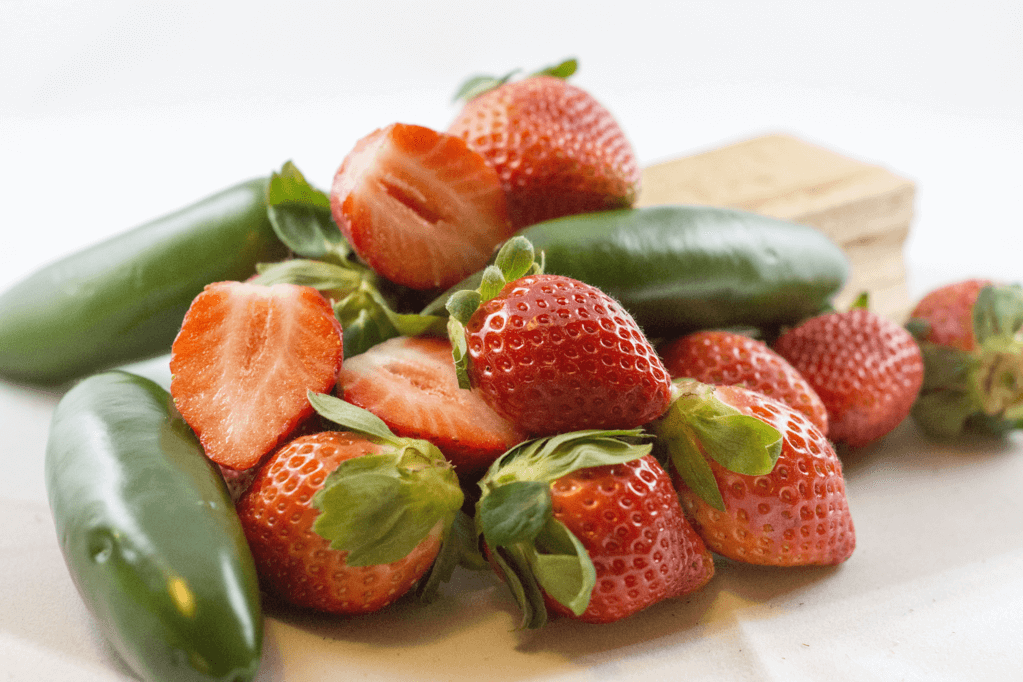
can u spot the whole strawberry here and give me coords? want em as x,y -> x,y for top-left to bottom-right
906,280 -> 1023,437
773,304 -> 923,447
476,430 -> 714,627
448,59 -> 640,229
235,395 -> 464,614
659,330 -> 829,435
446,238 -> 672,436
650,380 -> 855,566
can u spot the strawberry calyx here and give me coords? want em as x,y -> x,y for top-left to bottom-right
909,283 -> 1023,437
445,236 -> 543,388
648,379 -> 783,512
306,391 -> 464,569
452,57 -> 578,102
475,429 -> 651,629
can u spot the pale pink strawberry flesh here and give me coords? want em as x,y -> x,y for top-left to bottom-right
170,281 -> 344,470
330,122 -> 514,290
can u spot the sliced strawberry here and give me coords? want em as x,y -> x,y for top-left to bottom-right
170,281 -> 344,470
337,335 -> 526,478
330,122 -> 515,290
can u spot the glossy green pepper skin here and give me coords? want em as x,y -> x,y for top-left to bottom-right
424,205 -> 849,337
0,178 -> 288,385
45,371 -> 263,682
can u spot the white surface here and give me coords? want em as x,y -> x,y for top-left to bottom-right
1,1 -> 1021,681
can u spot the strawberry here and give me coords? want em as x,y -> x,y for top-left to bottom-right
906,280 -> 1023,437
329,122 -> 515,291
170,281 -> 344,470
908,278 -> 993,352
235,395 -> 465,614
448,60 -> 640,229
337,335 -> 526,479
659,330 -> 829,435
476,430 -> 714,627
773,306 -> 924,447
446,237 -> 672,436
650,380 -> 856,566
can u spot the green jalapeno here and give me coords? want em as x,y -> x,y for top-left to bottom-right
0,178 -> 287,385
424,205 -> 849,337
45,371 -> 263,682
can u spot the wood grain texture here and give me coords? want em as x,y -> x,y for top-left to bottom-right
638,134 -> 915,320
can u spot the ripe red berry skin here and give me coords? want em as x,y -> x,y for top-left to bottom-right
546,455 -> 715,624
774,309 -> 924,448
670,385 -> 856,566
465,274 -> 671,436
909,278 -> 992,352
235,432 -> 442,614
659,330 -> 829,435
449,76 -> 640,229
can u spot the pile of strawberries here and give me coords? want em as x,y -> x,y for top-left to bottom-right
167,60 -> 1023,628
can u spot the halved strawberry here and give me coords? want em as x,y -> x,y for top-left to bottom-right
337,335 -> 527,479
170,281 -> 344,470
330,122 -> 515,290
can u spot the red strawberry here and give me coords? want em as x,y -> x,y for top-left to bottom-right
659,330 -> 829,435
337,335 -> 526,479
235,396 -> 465,614
906,280 -> 1023,437
476,431 -> 714,627
773,307 -> 923,447
651,380 -> 855,566
170,281 -> 344,470
446,239 -> 671,436
908,278 -> 993,352
448,66 -> 640,229
330,122 -> 515,290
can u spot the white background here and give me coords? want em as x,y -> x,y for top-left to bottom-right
1,2 -> 1021,681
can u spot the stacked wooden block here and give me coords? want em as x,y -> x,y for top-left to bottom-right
637,134 -> 916,321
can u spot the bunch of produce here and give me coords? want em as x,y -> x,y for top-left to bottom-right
2,58 -> 1020,682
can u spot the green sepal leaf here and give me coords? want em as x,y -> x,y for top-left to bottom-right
448,316 -> 471,390
493,236 -> 537,283
452,69 -> 518,102
252,258 -> 362,296
911,389 -> 980,438
334,282 -> 447,357
849,291 -> 870,310
311,444 -> 463,567
530,57 -> 578,79
649,380 -> 783,512
490,544 -> 548,629
415,510 -> 485,603
307,391 -> 398,444
445,289 -> 482,326
477,480 -> 551,548
530,517 -> 595,617
266,161 -> 349,262
973,284 -> 1023,345
482,429 -> 652,489
478,266 -> 507,303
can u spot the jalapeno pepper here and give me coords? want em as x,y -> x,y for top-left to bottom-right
0,178 -> 287,385
45,371 -> 263,682
424,205 -> 849,337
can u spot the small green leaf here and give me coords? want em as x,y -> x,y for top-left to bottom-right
973,284 -> 1023,346
650,407 -> 726,512
311,446 -> 463,567
447,316 -> 472,390
493,236 -> 536,283
415,510 -> 483,603
265,162 -> 349,262
689,413 -> 782,476
445,289 -> 482,326
452,70 -> 518,102
478,266 -> 507,303
530,57 -> 578,79
252,258 -> 362,294
307,391 -> 398,444
482,430 -> 651,489
333,282 -> 447,357
490,544 -> 548,629
530,518 -> 595,617
911,389 -> 980,438
478,480 -> 551,548
850,292 -> 870,310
